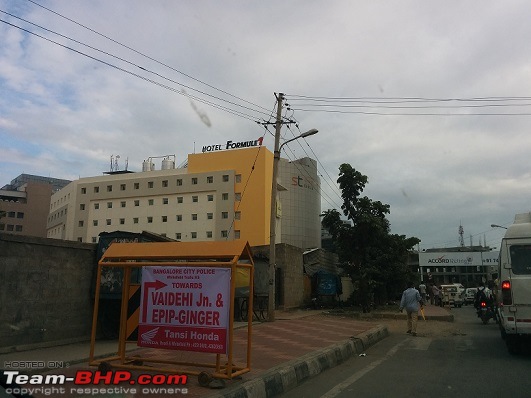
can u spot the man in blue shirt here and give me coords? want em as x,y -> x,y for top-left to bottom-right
399,281 -> 423,336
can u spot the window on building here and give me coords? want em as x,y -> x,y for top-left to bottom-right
235,193 -> 241,201
235,230 -> 240,239
162,180 -> 168,187
120,218 -> 125,225
133,218 -> 139,224
16,212 -> 23,219
176,215 -> 182,221
148,181 -> 154,188
148,199 -> 154,206
235,174 -> 242,183
163,198 -> 169,205
222,193 -> 228,200
0,224 -> 5,231
121,201 -> 126,208
177,197 -> 183,204
222,175 -> 229,182
162,216 -> 167,222
191,232 -> 197,239
80,204 -> 85,210
93,220 -> 98,226
107,202 -> 112,209
192,177 -> 198,185
77,237 -> 83,242
81,187 -> 86,194
222,212 -> 228,219
192,214 -> 198,221
207,231 -> 213,238
7,211 -> 15,218
207,176 -> 213,183
221,230 -> 228,238
107,185 -> 112,192
92,237 -> 97,243
94,203 -> 99,210
106,219 -> 111,225
15,225 -> 22,232
7,224 -> 14,231
176,233 -> 181,240
134,182 -> 140,189
177,179 -> 183,186
134,200 -> 140,206
94,186 -> 99,193
147,217 -> 153,223
120,184 -> 126,191
78,221 -> 84,227
235,211 -> 241,220
207,213 -> 213,220
192,196 -> 198,203
207,194 -> 214,201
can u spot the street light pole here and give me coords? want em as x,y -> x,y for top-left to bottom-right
268,93 -> 318,321
267,93 -> 284,322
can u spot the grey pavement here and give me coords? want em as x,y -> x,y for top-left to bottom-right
1,304 -> 453,398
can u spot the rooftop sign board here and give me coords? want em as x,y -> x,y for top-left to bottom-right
202,137 -> 263,153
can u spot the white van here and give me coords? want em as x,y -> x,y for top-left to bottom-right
496,212 -> 531,354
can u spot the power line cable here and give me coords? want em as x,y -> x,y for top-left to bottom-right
0,18 -> 265,123
0,11 -> 272,122
25,0 -> 272,115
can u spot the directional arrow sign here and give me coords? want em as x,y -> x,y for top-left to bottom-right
141,279 -> 167,323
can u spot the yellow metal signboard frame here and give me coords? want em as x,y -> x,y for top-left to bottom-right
89,240 -> 254,387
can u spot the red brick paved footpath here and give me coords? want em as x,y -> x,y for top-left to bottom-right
3,306 -> 451,398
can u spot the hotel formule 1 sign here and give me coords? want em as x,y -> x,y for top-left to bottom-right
202,137 -> 263,153
138,266 -> 231,354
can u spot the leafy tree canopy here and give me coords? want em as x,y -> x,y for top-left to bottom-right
322,164 -> 420,312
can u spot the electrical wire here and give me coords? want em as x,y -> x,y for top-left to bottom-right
0,17 -> 267,123
25,0 -> 272,115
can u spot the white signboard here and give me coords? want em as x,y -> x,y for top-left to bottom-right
138,266 -> 231,354
419,251 -> 499,268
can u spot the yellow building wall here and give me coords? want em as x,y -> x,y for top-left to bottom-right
188,147 -> 273,246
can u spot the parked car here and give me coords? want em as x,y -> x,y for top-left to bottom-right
464,287 -> 478,305
441,285 -> 463,307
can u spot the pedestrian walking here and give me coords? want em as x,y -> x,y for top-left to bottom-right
419,282 -> 427,304
399,281 -> 423,336
432,284 -> 441,307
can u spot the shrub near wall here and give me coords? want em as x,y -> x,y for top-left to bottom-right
0,233 -> 96,351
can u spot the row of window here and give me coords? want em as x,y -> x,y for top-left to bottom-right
85,230 -> 240,243
79,211 -> 241,227
0,211 -> 24,219
0,223 -> 23,232
79,174 -> 242,195
79,193 -> 241,211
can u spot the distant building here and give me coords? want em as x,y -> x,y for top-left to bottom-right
0,174 -> 71,237
418,246 -> 498,287
47,146 -> 322,249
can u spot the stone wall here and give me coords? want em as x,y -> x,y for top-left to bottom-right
0,233 -> 96,352
252,243 -> 304,310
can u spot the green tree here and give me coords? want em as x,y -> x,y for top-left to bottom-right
322,164 -> 420,312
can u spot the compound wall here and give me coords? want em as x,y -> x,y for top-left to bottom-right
0,233 -> 96,352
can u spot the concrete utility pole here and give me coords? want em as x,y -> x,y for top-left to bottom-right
267,93 -> 318,322
268,92 -> 284,322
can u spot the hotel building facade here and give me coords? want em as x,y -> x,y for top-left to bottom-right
47,145 -> 321,250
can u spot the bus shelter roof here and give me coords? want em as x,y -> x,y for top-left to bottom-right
99,240 -> 254,265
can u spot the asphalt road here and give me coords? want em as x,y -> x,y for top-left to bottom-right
280,306 -> 531,398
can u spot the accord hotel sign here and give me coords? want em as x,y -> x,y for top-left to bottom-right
202,137 -> 264,153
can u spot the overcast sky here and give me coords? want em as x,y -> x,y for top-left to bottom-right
1,0 -> 531,250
